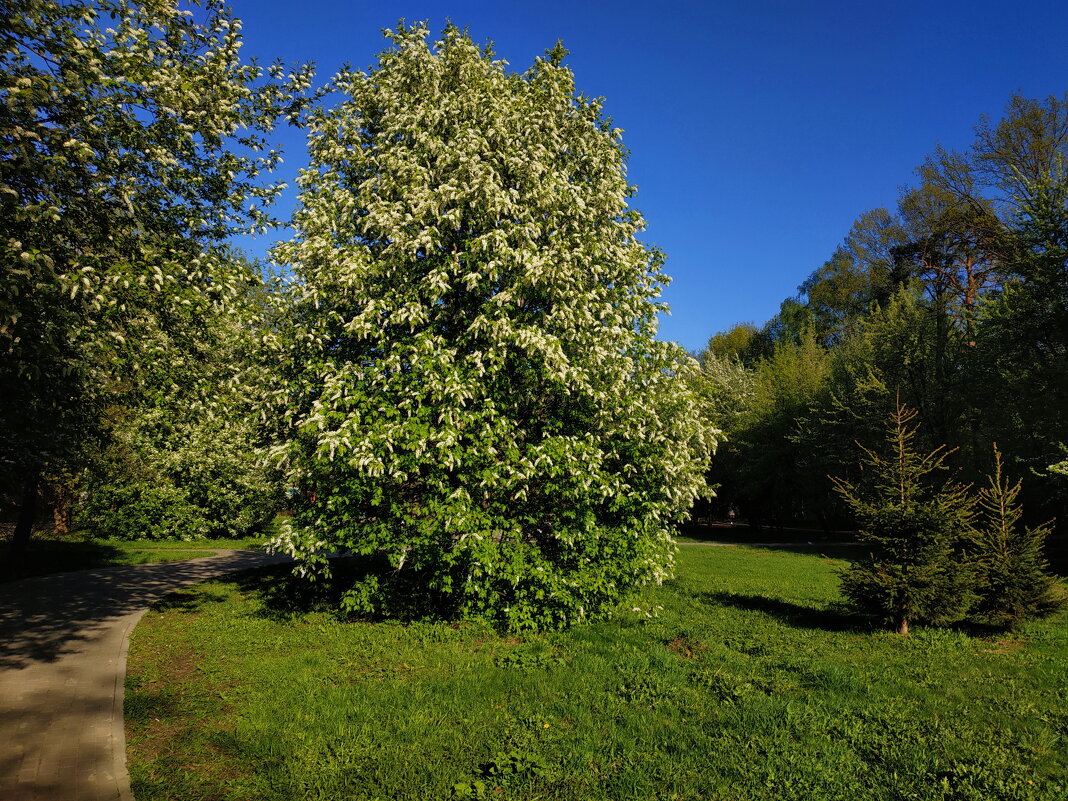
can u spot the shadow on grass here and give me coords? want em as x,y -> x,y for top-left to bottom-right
1,539 -> 125,582
765,543 -> 866,562
679,540 -> 867,563
152,588 -> 232,614
124,680 -> 183,724
678,522 -> 854,543
223,555 -> 457,625
699,590 -> 871,632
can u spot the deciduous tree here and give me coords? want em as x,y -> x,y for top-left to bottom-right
269,24 -> 717,631
0,0 -> 310,550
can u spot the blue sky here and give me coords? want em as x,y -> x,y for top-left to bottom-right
231,0 -> 1068,353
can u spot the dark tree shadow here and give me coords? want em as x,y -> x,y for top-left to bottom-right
124,679 -> 183,724
699,590 -> 872,632
678,521 -> 854,543
223,554 -> 458,625
679,540 -> 867,563
151,588 -> 232,614
1,539 -> 126,582
224,561 -> 344,621
1046,538 -> 1068,578
0,550 -> 288,669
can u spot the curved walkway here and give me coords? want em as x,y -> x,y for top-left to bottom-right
0,549 -> 289,801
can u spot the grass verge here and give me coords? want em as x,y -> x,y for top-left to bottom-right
126,544 -> 1068,801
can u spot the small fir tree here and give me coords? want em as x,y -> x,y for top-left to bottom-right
968,446 -> 1066,629
833,400 -> 975,635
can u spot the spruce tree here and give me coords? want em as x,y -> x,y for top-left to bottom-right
833,400 -> 975,634
968,446 -> 1066,629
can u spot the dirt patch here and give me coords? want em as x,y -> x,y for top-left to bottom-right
980,637 -> 1025,655
126,611 -> 253,794
667,635 -> 706,659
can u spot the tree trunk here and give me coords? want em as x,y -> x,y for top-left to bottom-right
10,474 -> 40,556
897,616 -> 909,636
52,482 -> 73,536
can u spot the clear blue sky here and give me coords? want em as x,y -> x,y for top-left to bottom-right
230,0 -> 1068,353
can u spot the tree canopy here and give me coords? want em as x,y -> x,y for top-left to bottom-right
698,92 -> 1068,630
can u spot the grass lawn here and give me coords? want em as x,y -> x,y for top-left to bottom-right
0,534 -> 267,582
126,544 -> 1068,801
676,521 -> 854,545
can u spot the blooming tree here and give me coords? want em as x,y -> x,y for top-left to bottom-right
0,0 -> 311,549
270,24 -> 717,630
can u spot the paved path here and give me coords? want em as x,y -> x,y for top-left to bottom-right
0,549 -> 288,801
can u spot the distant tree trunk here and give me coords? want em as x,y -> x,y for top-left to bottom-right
51,482 -> 74,536
11,474 -> 40,555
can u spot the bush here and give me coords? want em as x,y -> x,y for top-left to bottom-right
77,410 -> 281,540
78,478 -> 208,541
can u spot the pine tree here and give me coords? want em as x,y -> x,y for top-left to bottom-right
833,400 -> 975,634
968,446 -> 1066,629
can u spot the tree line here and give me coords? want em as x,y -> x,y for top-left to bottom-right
694,93 -> 1068,631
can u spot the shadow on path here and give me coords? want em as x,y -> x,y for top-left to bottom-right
0,550 -> 287,670
0,549 -> 290,801
1,540 -> 127,583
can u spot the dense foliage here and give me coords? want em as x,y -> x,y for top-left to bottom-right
0,0 -> 308,547
267,24 -> 718,631
75,272 -> 285,540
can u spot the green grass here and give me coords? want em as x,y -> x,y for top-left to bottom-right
0,534 -> 267,582
676,521 -> 854,544
126,545 -> 1068,801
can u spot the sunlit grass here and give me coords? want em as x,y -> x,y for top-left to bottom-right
126,544 -> 1068,801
